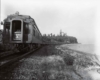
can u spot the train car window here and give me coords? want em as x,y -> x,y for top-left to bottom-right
33,29 -> 35,36
12,20 -> 21,33
24,23 -> 29,34
5,22 -> 10,29
4,22 -> 10,34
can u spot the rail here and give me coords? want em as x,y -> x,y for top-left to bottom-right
0,46 -> 42,69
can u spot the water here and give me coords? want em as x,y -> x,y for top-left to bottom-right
62,44 -> 100,61
62,44 -> 95,54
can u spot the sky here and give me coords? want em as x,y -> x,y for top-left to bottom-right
0,0 -> 100,45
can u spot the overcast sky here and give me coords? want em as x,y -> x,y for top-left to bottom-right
0,0 -> 100,45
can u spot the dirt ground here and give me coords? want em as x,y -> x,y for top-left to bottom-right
0,45 -> 100,80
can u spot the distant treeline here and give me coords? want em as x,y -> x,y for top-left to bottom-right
42,34 -> 78,44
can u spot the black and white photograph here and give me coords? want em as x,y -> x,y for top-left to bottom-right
0,0 -> 100,80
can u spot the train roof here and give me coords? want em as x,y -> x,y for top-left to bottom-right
5,14 -> 33,22
8,15 -> 31,19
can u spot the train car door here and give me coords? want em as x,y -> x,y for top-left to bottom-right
10,20 -> 23,43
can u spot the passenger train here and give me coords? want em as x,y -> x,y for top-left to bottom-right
1,12 -> 43,51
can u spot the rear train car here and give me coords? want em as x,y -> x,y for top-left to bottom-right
1,12 -> 43,51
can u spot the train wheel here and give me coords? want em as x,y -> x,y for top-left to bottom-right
17,44 -> 25,52
29,44 -> 33,50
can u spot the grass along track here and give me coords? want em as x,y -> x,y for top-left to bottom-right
0,45 -> 100,80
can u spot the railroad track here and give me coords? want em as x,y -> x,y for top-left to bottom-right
0,51 -> 15,59
0,46 -> 42,69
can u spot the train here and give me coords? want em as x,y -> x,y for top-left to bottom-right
0,12 -> 78,51
1,12 -> 44,51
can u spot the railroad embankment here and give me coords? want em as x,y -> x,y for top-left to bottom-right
0,45 -> 100,80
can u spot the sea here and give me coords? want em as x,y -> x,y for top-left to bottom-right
62,43 -> 100,61
65,44 -> 95,54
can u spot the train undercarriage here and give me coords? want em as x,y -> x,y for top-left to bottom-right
2,43 -> 42,52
